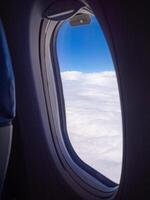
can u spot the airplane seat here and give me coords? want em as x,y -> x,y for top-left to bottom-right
0,19 -> 15,197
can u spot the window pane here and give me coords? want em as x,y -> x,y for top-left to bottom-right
56,15 -> 122,183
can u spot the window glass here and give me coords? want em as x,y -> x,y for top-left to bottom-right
56,15 -> 122,183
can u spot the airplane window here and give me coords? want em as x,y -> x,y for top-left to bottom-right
56,15 -> 122,184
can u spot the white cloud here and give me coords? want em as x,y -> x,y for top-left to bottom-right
61,71 -> 122,183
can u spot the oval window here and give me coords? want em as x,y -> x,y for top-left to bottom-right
56,14 -> 122,184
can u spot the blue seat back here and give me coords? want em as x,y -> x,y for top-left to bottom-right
0,19 -> 15,126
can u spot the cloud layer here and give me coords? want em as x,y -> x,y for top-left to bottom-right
61,71 -> 122,183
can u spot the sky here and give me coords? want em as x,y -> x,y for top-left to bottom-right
57,16 -> 114,72
56,15 -> 122,183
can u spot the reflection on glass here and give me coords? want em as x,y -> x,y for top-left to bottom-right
56,15 -> 122,183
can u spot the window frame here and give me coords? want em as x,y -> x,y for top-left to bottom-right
40,8 -> 121,200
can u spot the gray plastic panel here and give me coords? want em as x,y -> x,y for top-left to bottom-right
0,125 -> 12,195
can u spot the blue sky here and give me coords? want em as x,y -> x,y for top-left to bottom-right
57,16 -> 114,72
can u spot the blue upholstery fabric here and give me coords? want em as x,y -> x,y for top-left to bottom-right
0,20 -> 15,126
